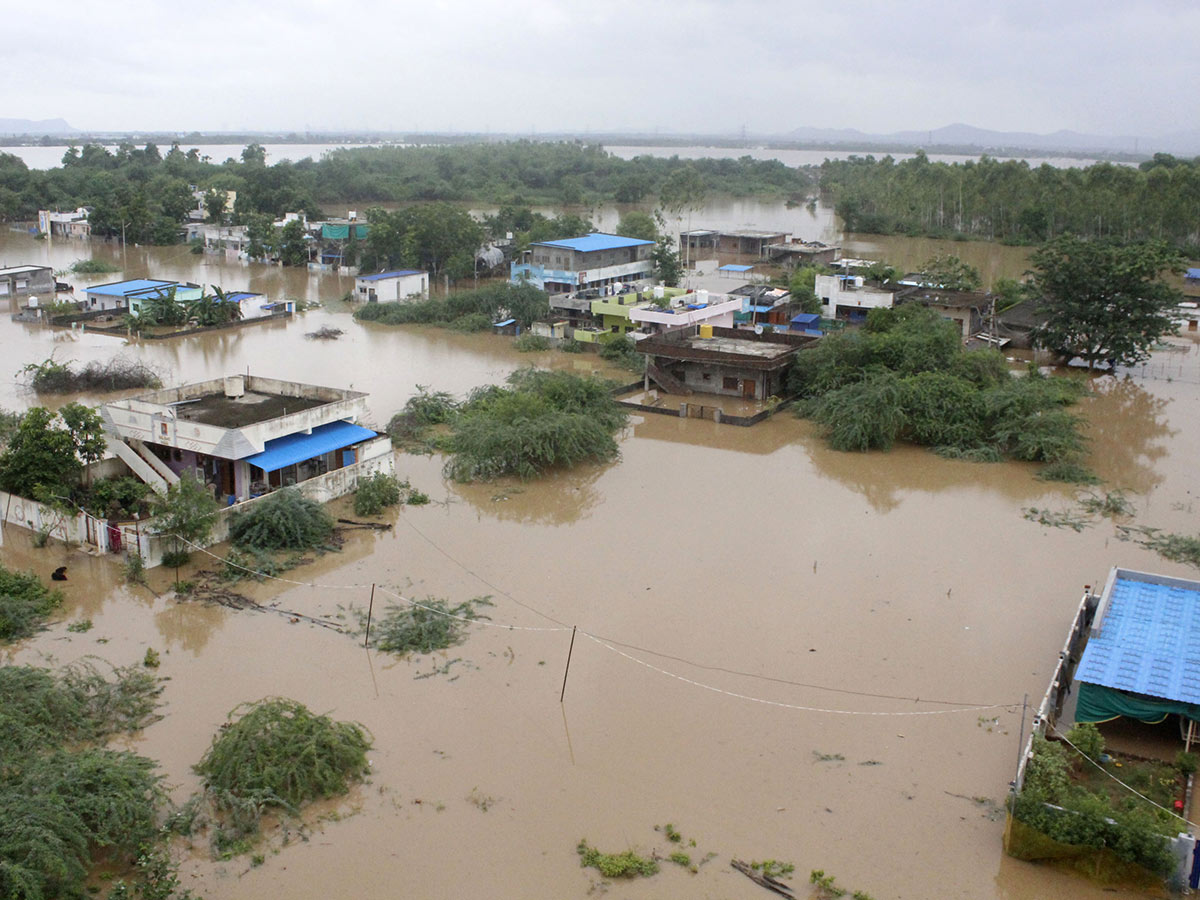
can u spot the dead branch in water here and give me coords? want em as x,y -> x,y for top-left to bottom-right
731,860 -> 796,899
305,326 -> 344,340
336,518 -> 393,531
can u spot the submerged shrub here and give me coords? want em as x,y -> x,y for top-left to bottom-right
807,372 -> 906,452
442,370 -> 627,481
577,840 -> 659,878
366,596 -> 492,655
354,473 -> 403,516
230,488 -> 334,551
0,565 -> 63,643
195,698 -> 371,814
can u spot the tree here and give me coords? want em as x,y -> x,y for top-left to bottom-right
1031,236 -> 1184,369
789,265 -> 821,314
278,219 -> 309,267
203,188 -> 228,224
152,473 -> 219,561
616,211 -> 659,243
920,254 -> 982,291
0,408 -> 82,501
57,404 -> 106,487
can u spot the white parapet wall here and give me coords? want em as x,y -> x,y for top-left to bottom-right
0,439 -> 397,568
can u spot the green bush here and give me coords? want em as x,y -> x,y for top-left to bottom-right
230,488 -> 334,551
577,840 -> 658,878
513,332 -> 552,352
1066,722 -> 1105,760
353,283 -> 549,330
195,698 -> 371,814
0,565 -> 63,643
807,372 -> 906,451
354,473 -> 402,516
442,370 -> 627,481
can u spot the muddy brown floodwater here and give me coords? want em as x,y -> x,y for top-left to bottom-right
3,229 -> 1200,900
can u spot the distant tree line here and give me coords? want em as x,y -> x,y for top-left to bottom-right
820,151 -> 1200,251
0,140 -> 812,245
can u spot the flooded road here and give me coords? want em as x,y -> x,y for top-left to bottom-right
3,231 -> 1199,899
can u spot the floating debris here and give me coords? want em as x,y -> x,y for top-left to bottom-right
305,326 -> 344,340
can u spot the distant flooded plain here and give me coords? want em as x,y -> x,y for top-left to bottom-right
2,228 -> 1199,900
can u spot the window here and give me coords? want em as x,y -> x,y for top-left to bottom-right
723,376 -> 739,390
702,373 -> 711,382
611,325 -> 620,333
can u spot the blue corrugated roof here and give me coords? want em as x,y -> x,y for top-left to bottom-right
358,270 -> 423,282
493,318 -> 516,327
532,233 -> 653,252
224,292 -> 261,303
1186,268 -> 1200,280
243,421 -> 378,473
1076,573 -> 1200,704
791,313 -> 820,324
86,279 -> 176,297
719,264 -> 754,272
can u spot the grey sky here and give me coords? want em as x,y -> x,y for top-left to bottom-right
9,0 -> 1200,138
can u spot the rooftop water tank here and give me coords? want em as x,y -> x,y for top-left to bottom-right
224,375 -> 245,399
854,276 -> 864,288
699,323 -> 714,339
653,285 -> 665,299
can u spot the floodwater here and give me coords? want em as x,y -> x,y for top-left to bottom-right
3,231 -> 1200,900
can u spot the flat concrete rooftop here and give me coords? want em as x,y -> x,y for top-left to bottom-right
678,336 -> 795,358
174,391 -> 329,429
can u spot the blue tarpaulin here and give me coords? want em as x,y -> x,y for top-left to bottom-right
244,421 -> 377,472
1187,268 -> 1200,281
718,264 -> 753,272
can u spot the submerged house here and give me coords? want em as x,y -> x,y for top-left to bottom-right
100,375 -> 392,503
354,270 -> 430,303
85,279 -> 203,313
0,265 -> 55,300
511,233 -> 655,295
896,287 -> 991,341
639,326 -> 812,399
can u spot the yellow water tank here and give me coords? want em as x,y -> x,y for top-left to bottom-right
699,323 -> 713,339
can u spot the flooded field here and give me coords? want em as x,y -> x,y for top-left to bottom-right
3,229 -> 1200,899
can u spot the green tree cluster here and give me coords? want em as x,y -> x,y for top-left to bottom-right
0,403 -> 105,502
821,151 -> 1200,250
420,369 -> 629,481
362,202 -> 483,281
790,306 -> 1088,471
0,140 -> 811,241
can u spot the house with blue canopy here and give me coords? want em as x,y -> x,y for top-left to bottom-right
1074,568 -> 1200,750
100,374 -> 392,506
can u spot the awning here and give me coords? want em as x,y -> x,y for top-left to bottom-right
244,421 -> 378,472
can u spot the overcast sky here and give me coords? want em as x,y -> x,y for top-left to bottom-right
8,0 -> 1200,139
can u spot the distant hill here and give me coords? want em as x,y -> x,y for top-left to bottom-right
0,118 -> 77,136
783,122 -> 1200,158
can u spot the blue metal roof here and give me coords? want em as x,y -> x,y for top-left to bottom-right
532,233 -> 653,253
224,292 -> 261,303
243,421 -> 378,473
1187,268 -> 1200,280
358,270 -> 423,282
719,264 -> 754,272
1076,573 -> 1200,704
86,279 -> 176,297
791,313 -> 820,324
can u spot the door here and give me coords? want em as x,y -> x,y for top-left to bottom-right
742,379 -> 756,399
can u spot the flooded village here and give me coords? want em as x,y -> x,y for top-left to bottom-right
3,144 -> 1200,900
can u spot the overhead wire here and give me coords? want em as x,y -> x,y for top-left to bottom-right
95,504 -> 1020,714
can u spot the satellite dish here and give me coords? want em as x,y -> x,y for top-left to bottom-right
754,324 -> 764,335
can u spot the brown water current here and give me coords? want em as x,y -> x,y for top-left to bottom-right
3,231 -> 1200,899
